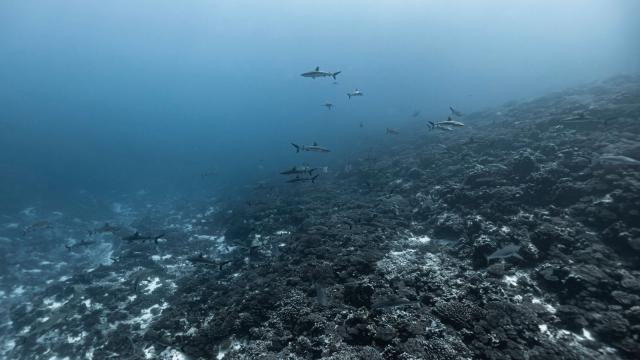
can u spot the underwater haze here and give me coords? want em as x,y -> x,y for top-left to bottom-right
1,0 -> 638,211
2,1 -> 640,359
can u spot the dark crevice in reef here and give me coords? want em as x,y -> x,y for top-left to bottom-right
5,75 -> 640,359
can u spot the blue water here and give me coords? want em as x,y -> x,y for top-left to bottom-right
1,0 -> 639,213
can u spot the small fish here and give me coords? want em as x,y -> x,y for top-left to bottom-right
412,110 -> 421,117
450,106 -> 464,117
287,174 -> 319,183
122,231 -> 165,244
65,239 -> 96,252
322,103 -> 334,110
187,253 -> 231,270
386,128 -> 400,135
486,244 -> 523,263
280,166 -> 316,176
291,142 -> 330,153
347,89 -> 363,99
89,222 -> 119,236
301,66 -> 341,80
359,122 -> 364,128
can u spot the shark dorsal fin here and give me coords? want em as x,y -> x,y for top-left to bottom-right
313,141 -> 318,146
134,231 -> 140,237
315,66 -> 319,71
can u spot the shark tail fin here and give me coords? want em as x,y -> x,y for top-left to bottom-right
311,174 -> 319,184
332,71 -> 341,80
428,121 -> 435,131
65,244 -> 72,252
291,143 -> 300,153
309,168 -> 316,176
347,94 -> 351,99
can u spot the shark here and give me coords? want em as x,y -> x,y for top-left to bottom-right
347,89 -> 363,99
89,222 -> 120,235
386,128 -> 400,135
122,231 -> 165,244
301,66 -> 341,80
65,239 -> 96,252
486,244 -> 523,263
322,102 -> 334,110
287,174 -> 319,183
427,121 -> 454,131
597,154 -> 640,167
436,117 -> 465,127
280,166 -> 316,176
291,142 -> 330,153
23,220 -> 51,235
187,253 -> 231,270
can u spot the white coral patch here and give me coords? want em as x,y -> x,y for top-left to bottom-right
141,277 -> 162,294
407,234 -> 431,244
67,331 -> 87,344
532,297 -> 557,314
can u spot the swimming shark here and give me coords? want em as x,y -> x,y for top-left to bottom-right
89,222 -> 120,235
347,89 -> 363,99
23,220 -> 51,235
427,121 -> 454,131
122,232 -> 165,244
287,174 -> 319,183
291,142 -> 330,153
280,166 -> 316,176
187,253 -> 231,270
301,66 -> 341,80
486,244 -> 523,263
597,154 -> 640,167
322,103 -> 334,110
436,117 -> 465,127
386,128 -> 400,135
65,239 -> 96,252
